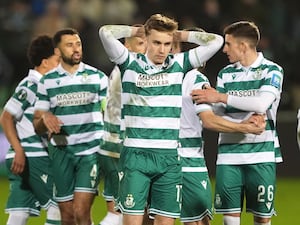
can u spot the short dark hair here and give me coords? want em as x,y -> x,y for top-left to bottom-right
27,35 -> 55,67
223,21 -> 260,48
53,28 -> 79,47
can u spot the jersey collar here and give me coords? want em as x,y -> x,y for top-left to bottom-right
28,69 -> 43,84
234,52 -> 264,70
57,62 -> 85,76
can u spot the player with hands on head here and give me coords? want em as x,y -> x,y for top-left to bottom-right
99,13 -> 223,225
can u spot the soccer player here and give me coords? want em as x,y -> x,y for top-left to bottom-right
176,28 -> 265,225
0,35 -> 61,225
33,28 -> 108,225
99,13 -> 223,225
98,26 -> 147,225
191,21 -> 284,225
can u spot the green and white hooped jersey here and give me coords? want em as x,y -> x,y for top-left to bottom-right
4,69 -> 48,159
119,53 -> 194,154
179,69 -> 212,171
99,65 -> 122,158
215,52 -> 283,165
99,25 -> 224,154
35,62 -> 108,155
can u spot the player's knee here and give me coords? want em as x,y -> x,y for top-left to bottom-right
46,205 -> 61,220
74,204 -> 89,218
254,217 -> 271,225
99,212 -> 121,225
59,203 -> 75,224
254,222 -> 271,225
223,215 -> 240,225
7,212 -> 29,225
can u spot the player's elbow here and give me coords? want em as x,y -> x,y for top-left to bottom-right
215,34 -> 224,49
99,26 -> 106,39
200,113 -> 218,131
253,102 -> 269,114
0,112 -> 3,127
0,110 -> 13,127
202,119 -> 217,131
99,25 -> 112,41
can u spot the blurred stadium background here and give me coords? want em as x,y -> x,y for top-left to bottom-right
0,0 -> 299,224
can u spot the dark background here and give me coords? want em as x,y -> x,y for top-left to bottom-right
0,0 -> 299,177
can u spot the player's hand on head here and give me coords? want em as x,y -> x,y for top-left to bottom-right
135,26 -> 146,38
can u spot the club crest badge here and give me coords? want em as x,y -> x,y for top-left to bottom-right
253,68 -> 262,80
124,194 -> 135,208
81,73 -> 91,83
17,89 -> 27,101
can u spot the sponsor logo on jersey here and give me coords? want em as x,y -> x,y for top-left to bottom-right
56,91 -> 91,106
136,73 -> 170,87
118,171 -> 124,181
265,202 -> 272,210
27,80 -> 34,87
227,89 -> 258,97
40,174 -> 48,183
201,180 -> 207,189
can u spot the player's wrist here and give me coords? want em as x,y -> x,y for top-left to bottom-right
219,93 -> 228,103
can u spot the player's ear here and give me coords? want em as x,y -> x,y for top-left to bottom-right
54,47 -> 61,57
239,40 -> 248,53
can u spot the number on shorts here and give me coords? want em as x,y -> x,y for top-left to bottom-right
90,164 -> 98,180
176,184 -> 182,203
257,185 -> 274,202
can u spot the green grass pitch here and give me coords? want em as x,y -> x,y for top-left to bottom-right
0,176 -> 299,225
